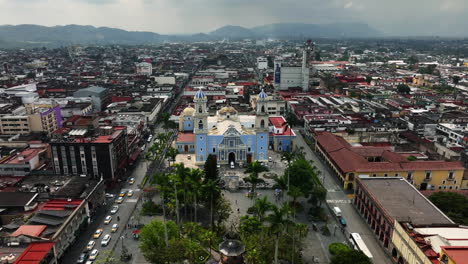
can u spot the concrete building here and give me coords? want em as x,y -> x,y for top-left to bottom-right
354,176 -> 459,264
136,62 -> 152,76
73,86 -> 110,112
0,144 -> 49,176
257,57 -> 268,70
274,40 -> 313,91
50,122 -> 128,181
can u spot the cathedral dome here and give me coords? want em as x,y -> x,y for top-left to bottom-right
194,89 -> 206,99
258,89 -> 268,100
219,106 -> 237,114
181,107 -> 195,116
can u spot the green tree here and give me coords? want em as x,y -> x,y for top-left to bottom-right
287,185 -> 303,214
407,55 -> 419,65
165,147 -> 179,166
365,76 -> 372,84
245,161 -> 269,195
452,75 -> 461,85
203,154 -> 219,183
253,196 -> 273,223
330,249 -> 372,264
329,243 -> 352,256
397,84 -> 411,94
187,168 -> 203,223
139,220 -> 183,263
267,203 -> 292,264
429,191 -> 468,225
245,172 -> 265,196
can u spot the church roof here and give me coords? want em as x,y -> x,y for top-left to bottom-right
219,106 -> 237,114
258,89 -> 268,99
181,107 -> 195,116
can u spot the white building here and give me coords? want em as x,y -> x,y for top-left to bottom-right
274,41 -> 313,91
136,62 -> 152,76
257,57 -> 268,70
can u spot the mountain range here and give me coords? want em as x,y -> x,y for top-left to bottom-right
0,23 -> 381,48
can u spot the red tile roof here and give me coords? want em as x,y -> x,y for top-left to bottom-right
176,132 -> 194,143
14,242 -> 54,264
10,225 -> 47,238
441,246 -> 468,263
42,199 -> 82,211
316,132 -> 465,173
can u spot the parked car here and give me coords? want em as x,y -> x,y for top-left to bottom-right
230,162 -> 235,169
105,193 -> 114,198
77,252 -> 89,263
86,240 -> 95,251
111,223 -> 118,233
93,229 -> 103,239
339,217 -> 347,227
268,157 -> 273,162
104,216 -> 112,225
110,205 -> 119,214
101,234 -> 111,246
89,249 -> 99,261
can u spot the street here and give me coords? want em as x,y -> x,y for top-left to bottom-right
294,131 -> 393,264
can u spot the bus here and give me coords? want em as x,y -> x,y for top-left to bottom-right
349,233 -> 373,260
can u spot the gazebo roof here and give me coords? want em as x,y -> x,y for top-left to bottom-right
219,239 -> 245,256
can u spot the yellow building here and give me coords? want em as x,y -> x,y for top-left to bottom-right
440,247 -> 468,264
315,132 -> 465,190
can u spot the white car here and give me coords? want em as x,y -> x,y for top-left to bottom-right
86,240 -> 95,251
110,205 -> 119,214
89,249 -> 99,261
101,234 -> 111,246
105,193 -> 114,198
104,215 -> 112,225
127,190 -> 134,197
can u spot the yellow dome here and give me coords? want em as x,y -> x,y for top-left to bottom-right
181,107 -> 195,116
219,106 -> 237,114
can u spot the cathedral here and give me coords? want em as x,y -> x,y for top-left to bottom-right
176,89 -> 271,165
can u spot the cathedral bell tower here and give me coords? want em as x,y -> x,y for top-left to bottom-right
255,89 -> 269,132
194,89 -> 208,164
254,89 -> 269,162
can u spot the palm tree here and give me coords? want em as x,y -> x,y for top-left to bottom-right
244,173 -> 265,198
152,173 -> 170,247
165,147 -> 179,166
267,203 -> 293,264
187,168 -> 203,223
253,196 -> 272,223
287,186 -> 303,219
244,161 -> 268,196
172,163 -> 190,221
203,179 -> 220,231
281,151 -> 296,193
273,175 -> 288,200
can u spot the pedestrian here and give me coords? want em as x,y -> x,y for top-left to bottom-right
237,208 -> 240,213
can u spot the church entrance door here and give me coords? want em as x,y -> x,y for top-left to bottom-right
184,145 -> 188,152
228,152 -> 236,164
246,154 -> 252,163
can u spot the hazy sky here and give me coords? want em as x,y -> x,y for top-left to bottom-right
0,0 -> 467,36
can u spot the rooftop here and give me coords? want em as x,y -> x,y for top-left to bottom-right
359,177 -> 454,225
441,246 -> 468,263
10,225 -> 47,238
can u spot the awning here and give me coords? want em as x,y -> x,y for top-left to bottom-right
132,229 -> 140,234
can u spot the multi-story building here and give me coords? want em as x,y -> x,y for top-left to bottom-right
315,131 -> 465,190
353,176 -> 468,264
257,57 -> 268,70
0,104 -> 61,135
0,143 -> 49,176
250,93 -> 286,116
50,123 -> 128,181
73,86 -> 110,112
136,62 -> 152,76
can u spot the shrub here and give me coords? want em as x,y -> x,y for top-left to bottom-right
329,243 -> 351,256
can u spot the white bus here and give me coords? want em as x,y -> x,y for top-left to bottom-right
349,233 -> 373,260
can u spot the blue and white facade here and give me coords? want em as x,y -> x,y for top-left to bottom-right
178,89 -> 270,165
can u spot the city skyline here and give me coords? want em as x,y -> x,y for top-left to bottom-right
0,0 -> 467,36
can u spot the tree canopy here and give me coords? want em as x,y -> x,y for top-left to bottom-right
397,84 -> 411,94
429,191 -> 468,225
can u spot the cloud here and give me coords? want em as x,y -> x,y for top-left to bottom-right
0,0 -> 466,36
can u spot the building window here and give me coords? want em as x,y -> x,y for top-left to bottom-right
248,147 -> 251,152
213,148 -> 216,153
407,172 -> 413,180
448,171 -> 454,180
198,106 -> 202,113
198,120 -> 203,130
372,174 -> 377,177
261,105 -> 265,113
425,171 -> 432,180
394,173 -> 399,177
449,186 -> 453,190
438,186 -> 442,189
260,120 -> 265,128
384,173 -> 388,177
442,180 -> 446,184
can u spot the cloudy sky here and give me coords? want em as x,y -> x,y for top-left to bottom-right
0,0 -> 467,36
